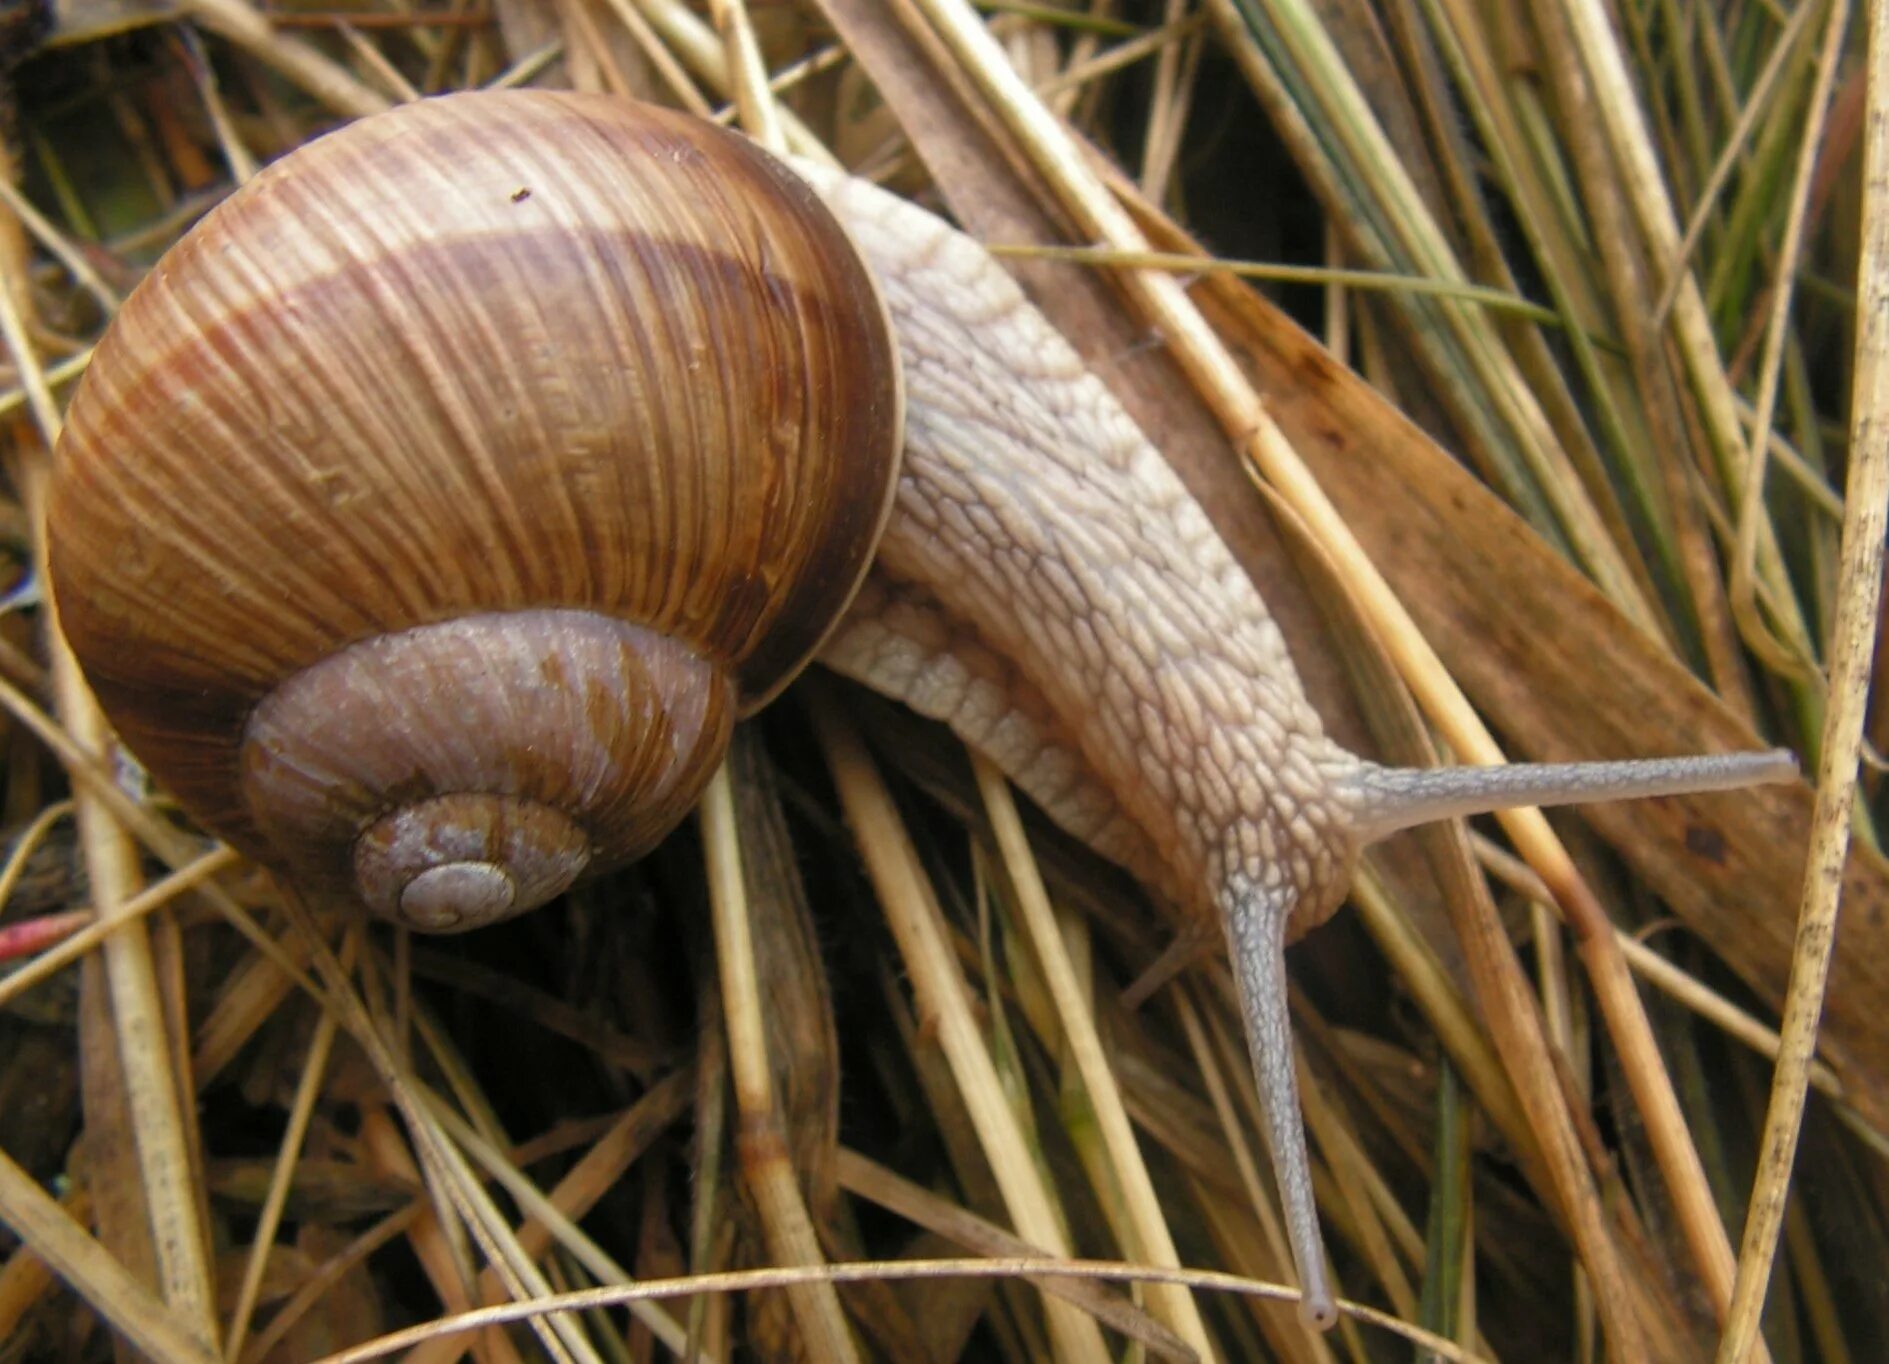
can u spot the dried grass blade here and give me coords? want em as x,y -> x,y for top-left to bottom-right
223,926 -> 356,1361
277,891 -> 596,1364
0,1146 -> 218,1364
971,752 -> 1218,1359
1172,989 -> 1335,1364
177,0 -> 394,116
1556,0 -> 1817,684
1211,0 -> 1660,634
1715,2 -> 1889,1355
835,1147 -> 1198,1361
806,684 -> 1113,1362
3,404 -> 220,1347
698,763 -> 858,1362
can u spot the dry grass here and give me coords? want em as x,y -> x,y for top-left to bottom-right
0,1 -> 1883,1361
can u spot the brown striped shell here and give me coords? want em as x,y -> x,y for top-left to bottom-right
47,92 -> 903,929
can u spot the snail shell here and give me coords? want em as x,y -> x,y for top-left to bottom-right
46,92 -> 903,930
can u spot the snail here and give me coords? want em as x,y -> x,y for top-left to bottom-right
45,90 -> 1794,1329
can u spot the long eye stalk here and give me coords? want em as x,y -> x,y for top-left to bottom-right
1224,881 -> 1338,1330
1340,749 -> 1797,846
1223,744 -> 1797,1333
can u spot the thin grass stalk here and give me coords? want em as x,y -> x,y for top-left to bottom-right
1556,0 -> 1818,690
1417,0 -> 1719,676
0,1147 -> 219,1364
1381,3 -> 1669,635
0,799 -> 70,909
417,1095 -> 696,1359
684,1015 -> 732,1359
1,370 -> 221,1350
805,686 -> 1113,1361
392,974 -> 516,1165
1653,1 -> 1822,322
970,752 -> 1219,1359
1651,0 -> 1713,193
628,0 -> 837,163
0,1188 -> 88,1345
0,666 -> 199,868
1703,36 -> 1825,339
223,925 -> 357,1361
239,1205 -> 426,1364
1030,13 -> 1212,104
1203,0 -> 1536,522
989,243 -> 1571,324
310,1256 -> 1507,1364
1287,1042 -> 1430,1270
1137,0 -> 1199,201
1476,831 -> 1873,1135
410,1079 -> 702,1363
0,177 -> 118,312
484,40 -> 567,89
179,25 -> 261,183
277,890 -> 596,1364
706,0 -> 785,152
178,0 -> 394,116
0,347 -> 91,424
0,847 -> 239,1014
1785,1194 -> 1855,1364
1345,867 -> 1530,1160
192,933 -> 305,1089
339,21 -> 424,101
1417,1060 -> 1470,1353
355,1105 -> 528,1364
1220,0 -> 1660,633
1729,0 -> 1852,685
1172,988 -> 1334,1363
834,1147 -> 1201,1359
1714,1 -> 1889,1353
697,764 -> 859,1362
597,0 -> 714,114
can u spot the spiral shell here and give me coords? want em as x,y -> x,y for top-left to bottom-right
47,91 -> 903,927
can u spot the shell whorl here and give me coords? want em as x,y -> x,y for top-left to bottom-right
240,611 -> 732,928
47,92 -> 903,925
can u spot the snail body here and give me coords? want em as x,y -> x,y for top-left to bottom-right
47,91 -> 1793,1328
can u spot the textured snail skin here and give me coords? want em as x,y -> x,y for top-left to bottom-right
804,163 -> 1359,939
794,155 -> 1791,1328
46,91 -> 1796,1330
